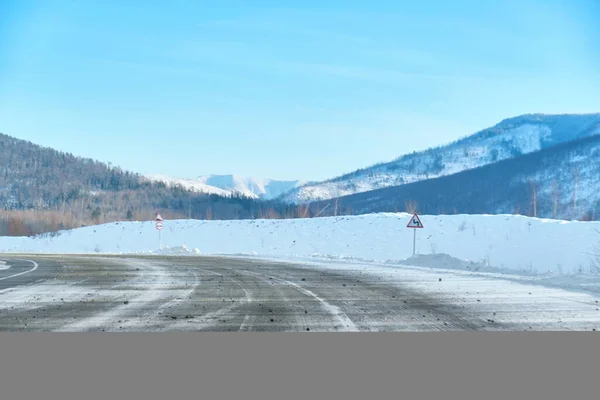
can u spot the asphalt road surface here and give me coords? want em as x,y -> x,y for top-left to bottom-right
0,255 -> 597,332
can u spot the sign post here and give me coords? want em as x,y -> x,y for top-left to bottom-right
406,213 -> 424,256
155,213 -> 164,249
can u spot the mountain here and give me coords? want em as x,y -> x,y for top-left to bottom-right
307,133 -> 600,220
147,174 -> 309,200
145,174 -> 231,197
3,112 -> 599,235
281,114 -> 600,203
0,132 -> 303,236
196,175 -> 309,200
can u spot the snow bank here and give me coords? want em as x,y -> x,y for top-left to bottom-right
1,213 -> 599,275
142,245 -> 202,256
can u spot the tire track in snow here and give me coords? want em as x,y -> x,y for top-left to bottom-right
54,259 -> 186,332
166,267 -> 254,332
243,270 -> 359,331
117,268 -> 201,331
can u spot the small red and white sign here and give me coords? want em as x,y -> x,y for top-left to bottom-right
155,213 -> 163,222
406,213 -> 424,228
155,221 -> 164,230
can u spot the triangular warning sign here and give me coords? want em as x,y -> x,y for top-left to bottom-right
407,213 -> 424,228
155,213 -> 163,222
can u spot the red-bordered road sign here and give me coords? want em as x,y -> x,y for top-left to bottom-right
155,221 -> 164,230
406,213 -> 424,228
155,213 -> 164,222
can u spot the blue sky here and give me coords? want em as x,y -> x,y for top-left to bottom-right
1,0 -> 599,181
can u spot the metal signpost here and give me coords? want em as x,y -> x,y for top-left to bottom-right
406,213 -> 424,256
155,213 -> 164,249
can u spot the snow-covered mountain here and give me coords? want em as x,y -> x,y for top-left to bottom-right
146,174 -> 308,200
195,175 -> 309,200
308,133 -> 600,221
144,174 -> 232,197
281,114 -> 600,204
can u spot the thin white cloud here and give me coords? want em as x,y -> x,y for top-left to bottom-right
195,16 -> 372,45
91,58 -> 230,80
239,58 -> 508,85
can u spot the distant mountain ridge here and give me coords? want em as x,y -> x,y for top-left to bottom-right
145,174 -> 231,197
148,174 -> 309,200
281,113 -> 600,204
308,132 -> 600,220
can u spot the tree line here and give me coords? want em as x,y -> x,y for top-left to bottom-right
0,132 -> 338,236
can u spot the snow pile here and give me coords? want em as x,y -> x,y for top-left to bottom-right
392,254 -> 498,273
1,213 -> 600,275
147,245 -> 201,256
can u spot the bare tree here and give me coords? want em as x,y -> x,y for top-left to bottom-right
333,197 -> 339,217
573,167 -> 580,219
333,188 -> 341,217
264,208 -> 281,219
591,229 -> 600,274
530,180 -> 537,218
405,200 -> 418,214
552,180 -> 559,219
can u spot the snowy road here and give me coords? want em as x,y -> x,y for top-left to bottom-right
0,255 -> 599,332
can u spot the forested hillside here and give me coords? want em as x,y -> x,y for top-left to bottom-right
283,114 -> 600,203
308,134 -> 600,220
0,133 -> 307,236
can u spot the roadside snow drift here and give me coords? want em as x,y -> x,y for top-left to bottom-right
1,213 -> 599,276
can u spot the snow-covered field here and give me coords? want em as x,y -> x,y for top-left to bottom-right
1,212 -> 599,277
2,212 -> 600,331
